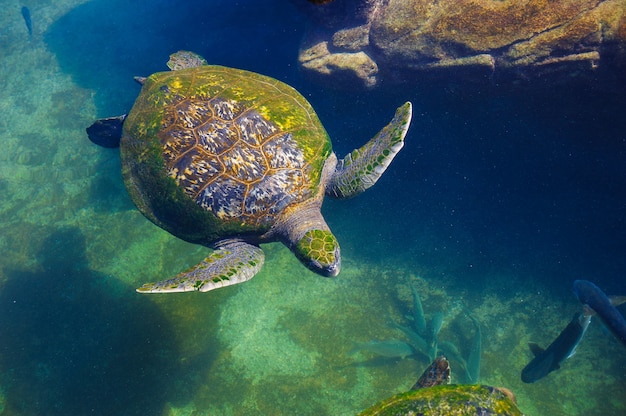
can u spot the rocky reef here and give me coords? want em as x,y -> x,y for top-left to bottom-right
295,0 -> 626,88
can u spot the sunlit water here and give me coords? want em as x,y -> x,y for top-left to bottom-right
0,1 -> 625,415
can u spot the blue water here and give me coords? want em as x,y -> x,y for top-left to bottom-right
1,1 -> 625,415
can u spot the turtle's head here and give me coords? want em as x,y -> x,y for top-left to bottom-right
294,229 -> 341,277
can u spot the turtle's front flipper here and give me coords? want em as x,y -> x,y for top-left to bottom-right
136,241 -> 264,293
86,115 -> 127,148
327,102 -> 412,199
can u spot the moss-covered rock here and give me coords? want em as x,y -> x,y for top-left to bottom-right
296,0 -> 626,87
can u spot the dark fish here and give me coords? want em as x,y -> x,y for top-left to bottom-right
430,311 -> 444,341
429,311 -> 444,360
410,281 -> 427,335
466,315 -> 482,383
521,312 -> 591,383
573,279 -> 626,347
438,340 -> 467,370
21,6 -> 32,38
390,321 -> 430,358
348,339 -> 414,359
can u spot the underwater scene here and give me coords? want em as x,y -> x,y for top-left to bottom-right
0,0 -> 625,415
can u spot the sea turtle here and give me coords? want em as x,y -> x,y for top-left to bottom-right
87,51 -> 412,293
359,356 -> 525,416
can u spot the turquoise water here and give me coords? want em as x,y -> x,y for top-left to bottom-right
0,1 -> 625,415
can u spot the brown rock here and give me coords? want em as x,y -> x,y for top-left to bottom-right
296,0 -> 626,88
299,40 -> 379,87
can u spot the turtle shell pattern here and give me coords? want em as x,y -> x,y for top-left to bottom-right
121,66 -> 332,244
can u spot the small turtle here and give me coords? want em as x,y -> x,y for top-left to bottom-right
87,51 -> 412,293
359,356 -> 525,416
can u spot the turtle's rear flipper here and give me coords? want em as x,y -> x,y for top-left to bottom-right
86,114 -> 127,148
411,356 -> 451,390
136,241 -> 265,293
327,102 -> 412,199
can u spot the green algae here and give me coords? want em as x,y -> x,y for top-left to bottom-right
359,384 -> 523,416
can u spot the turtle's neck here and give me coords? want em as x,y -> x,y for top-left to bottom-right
266,152 -> 337,246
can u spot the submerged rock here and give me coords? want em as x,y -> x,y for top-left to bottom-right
295,0 -> 626,88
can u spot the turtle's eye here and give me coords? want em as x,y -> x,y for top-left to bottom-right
294,229 -> 341,277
